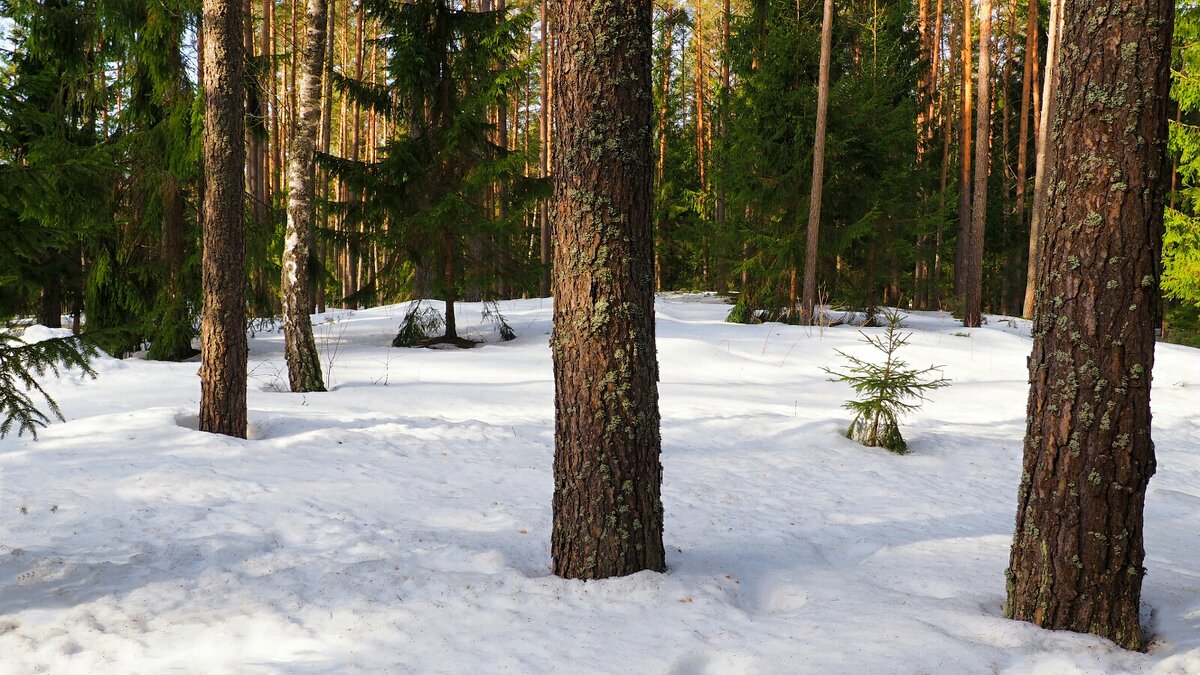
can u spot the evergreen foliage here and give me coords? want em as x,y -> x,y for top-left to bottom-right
0,0 -> 1192,358
391,300 -> 445,347
330,0 -> 545,324
481,300 -> 515,342
711,0 -> 936,319
0,328 -> 95,438
1168,7 -> 1200,313
1163,209 -> 1200,307
824,313 -> 950,454
0,0 -> 116,328
104,0 -> 202,360
0,0 -> 202,359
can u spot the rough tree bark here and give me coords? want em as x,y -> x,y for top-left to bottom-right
799,0 -> 834,325
1005,0 -> 1172,650
964,0 -> 992,327
548,0 -> 666,579
199,0 -> 248,438
282,0 -> 328,393
1021,0 -> 1063,318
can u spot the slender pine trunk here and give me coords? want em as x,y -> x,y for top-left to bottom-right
800,0 -> 834,325
955,0 -> 973,301
964,0 -> 992,327
1022,0 -> 1062,319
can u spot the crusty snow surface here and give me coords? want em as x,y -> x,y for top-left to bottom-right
2,295 -> 1199,674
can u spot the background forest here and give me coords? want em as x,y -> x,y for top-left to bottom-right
1,0 -> 1198,351
0,0 -> 1196,667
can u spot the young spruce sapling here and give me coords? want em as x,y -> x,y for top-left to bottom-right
823,312 -> 950,454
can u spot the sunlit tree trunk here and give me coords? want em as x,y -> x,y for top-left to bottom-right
955,0 -> 972,299
964,0 -> 991,327
1010,0 -> 1036,315
1006,0 -> 1172,650
549,0 -> 665,580
935,0 -> 955,310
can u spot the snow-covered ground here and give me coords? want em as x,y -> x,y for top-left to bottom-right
1,295 -> 1198,674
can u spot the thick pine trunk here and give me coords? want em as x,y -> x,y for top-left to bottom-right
799,0 -> 834,324
282,0 -> 328,393
549,0 -> 665,579
964,0 -> 992,327
199,0 -> 249,438
1005,0 -> 1172,650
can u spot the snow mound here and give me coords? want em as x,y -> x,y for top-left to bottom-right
16,325 -> 75,344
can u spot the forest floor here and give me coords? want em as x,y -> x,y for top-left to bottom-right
1,294 -> 1199,673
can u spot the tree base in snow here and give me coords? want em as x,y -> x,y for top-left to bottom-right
846,416 -> 908,455
413,334 -> 479,349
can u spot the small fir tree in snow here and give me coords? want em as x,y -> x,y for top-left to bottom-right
823,313 -> 949,454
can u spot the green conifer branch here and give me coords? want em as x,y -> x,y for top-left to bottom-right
0,329 -> 97,439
